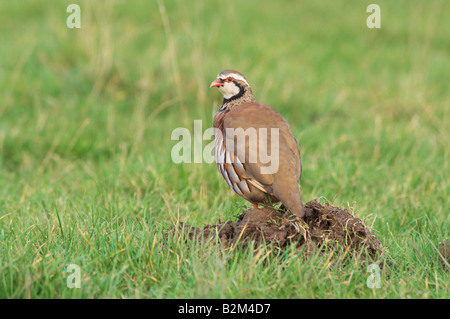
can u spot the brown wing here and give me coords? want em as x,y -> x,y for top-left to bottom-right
222,102 -> 301,192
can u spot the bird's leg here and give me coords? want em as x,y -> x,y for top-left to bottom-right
253,202 -> 258,209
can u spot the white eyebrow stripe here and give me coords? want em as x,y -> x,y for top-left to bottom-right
218,73 -> 249,86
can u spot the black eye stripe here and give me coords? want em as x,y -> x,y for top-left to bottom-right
219,77 -> 238,83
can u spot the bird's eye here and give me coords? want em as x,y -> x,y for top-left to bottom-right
226,77 -> 235,82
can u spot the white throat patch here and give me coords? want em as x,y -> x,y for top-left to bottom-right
219,81 -> 240,99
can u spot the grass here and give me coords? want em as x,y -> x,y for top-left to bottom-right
0,0 -> 449,298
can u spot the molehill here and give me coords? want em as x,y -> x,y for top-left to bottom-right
172,199 -> 383,261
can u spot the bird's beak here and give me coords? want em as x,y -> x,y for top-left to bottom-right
210,78 -> 223,88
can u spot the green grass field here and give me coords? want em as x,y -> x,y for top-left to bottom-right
0,0 -> 449,298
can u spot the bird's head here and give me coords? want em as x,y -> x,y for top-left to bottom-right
210,69 -> 252,101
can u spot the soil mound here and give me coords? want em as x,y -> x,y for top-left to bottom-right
173,199 -> 382,260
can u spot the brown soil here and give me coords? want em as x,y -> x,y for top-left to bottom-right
172,199 -> 383,261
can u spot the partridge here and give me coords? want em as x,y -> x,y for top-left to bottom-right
210,69 -> 305,218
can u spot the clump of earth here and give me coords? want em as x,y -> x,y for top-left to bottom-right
172,199 -> 383,261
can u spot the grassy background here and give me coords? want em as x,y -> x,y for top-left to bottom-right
0,0 -> 449,298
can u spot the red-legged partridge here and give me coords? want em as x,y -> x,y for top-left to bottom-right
210,69 -> 305,218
